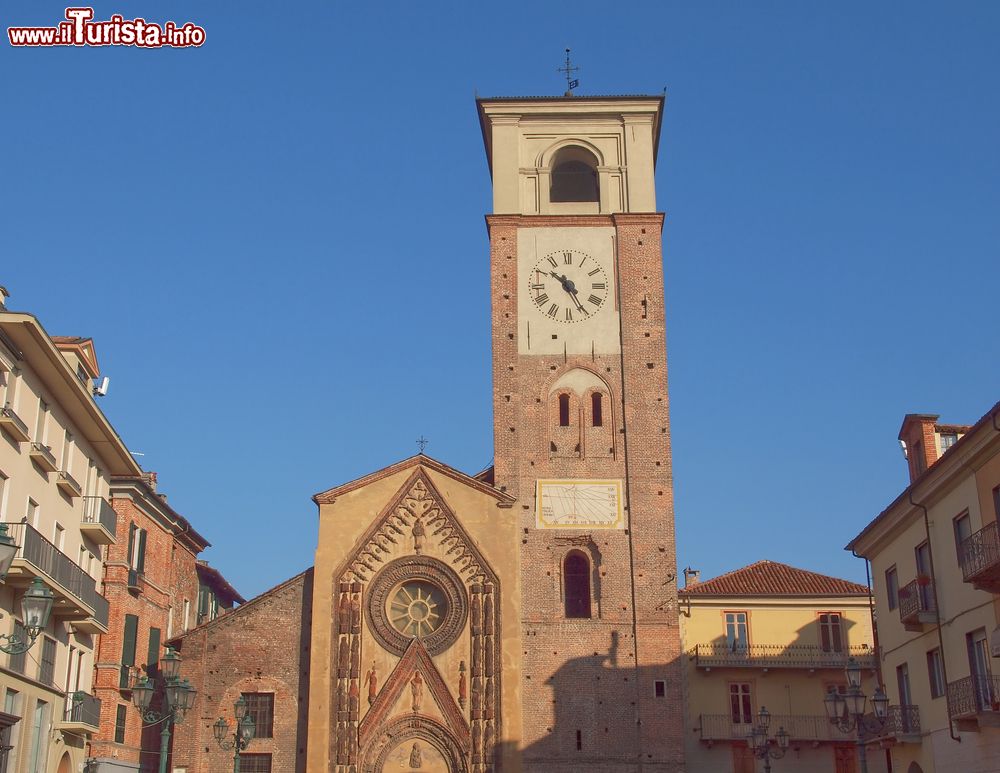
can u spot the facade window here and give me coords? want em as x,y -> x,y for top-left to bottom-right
954,511 -> 972,563
33,399 -> 48,443
927,648 -> 945,699
242,693 -> 275,738
939,432 -> 958,454
896,662 -> 912,707
126,523 -> 147,575
729,683 -> 753,724
114,704 -> 127,744
120,614 -> 138,688
819,613 -> 844,653
26,499 -> 38,529
0,470 -> 7,520
183,599 -> 191,631
27,699 -> 49,773
885,566 -> 899,611
993,484 -> 1000,521
591,393 -> 603,427
550,147 -> 599,203
654,680 -> 666,698
239,754 -> 272,773
725,612 -> 748,653
563,551 -> 591,619
558,394 -> 570,427
60,430 -> 73,472
3,688 -> 21,773
38,637 -> 56,686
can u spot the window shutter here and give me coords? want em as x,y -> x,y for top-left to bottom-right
127,523 -> 136,568
136,529 -> 147,574
120,614 -> 138,688
198,586 -> 209,619
820,614 -> 831,652
831,614 -> 843,652
146,627 -> 161,674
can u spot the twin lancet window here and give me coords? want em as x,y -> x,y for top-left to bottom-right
556,392 -> 604,428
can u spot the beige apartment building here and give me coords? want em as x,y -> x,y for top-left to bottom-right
680,560 -> 892,773
0,290 -> 143,773
848,404 -> 1000,772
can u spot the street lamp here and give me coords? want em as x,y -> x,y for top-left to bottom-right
213,696 -> 256,773
825,656 -> 889,773
0,524 -> 18,580
131,646 -> 197,773
0,577 -> 55,655
747,706 -> 789,773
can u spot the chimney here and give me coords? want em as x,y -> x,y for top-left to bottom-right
141,471 -> 158,492
898,414 -> 939,483
683,567 -> 700,587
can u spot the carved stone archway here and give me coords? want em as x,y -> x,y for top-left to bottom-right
362,715 -> 468,773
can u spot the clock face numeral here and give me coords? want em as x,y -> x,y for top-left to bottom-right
528,250 -> 610,324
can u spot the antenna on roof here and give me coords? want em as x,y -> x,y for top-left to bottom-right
557,48 -> 580,97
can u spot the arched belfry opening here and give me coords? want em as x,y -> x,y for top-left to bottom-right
550,146 -> 599,203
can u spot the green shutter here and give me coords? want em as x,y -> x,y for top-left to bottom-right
126,523 -> 136,566
146,627 -> 161,675
136,529 -> 147,574
120,614 -> 138,688
198,586 -> 209,619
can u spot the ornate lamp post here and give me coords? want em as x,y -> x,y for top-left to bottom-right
747,706 -> 789,773
0,524 -> 18,580
213,696 -> 256,773
0,577 -> 55,654
131,646 -> 197,773
825,656 -> 889,773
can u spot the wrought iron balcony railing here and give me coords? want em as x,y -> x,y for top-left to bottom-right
56,470 -> 82,497
61,691 -> 101,732
960,521 -> 1000,592
947,674 -> 1000,720
692,643 -> 875,670
699,713 -> 836,743
29,442 -> 58,472
5,522 -> 109,628
0,405 -> 30,441
867,705 -> 921,740
898,578 -> 936,629
82,496 -> 118,542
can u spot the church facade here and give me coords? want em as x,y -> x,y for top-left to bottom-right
170,93 -> 683,773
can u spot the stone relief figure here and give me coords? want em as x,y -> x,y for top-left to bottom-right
410,672 -> 424,713
351,592 -> 362,632
409,741 -> 422,768
458,661 -> 468,710
364,662 -> 378,705
411,517 -> 425,554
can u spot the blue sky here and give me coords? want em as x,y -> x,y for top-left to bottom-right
2,2 -> 998,599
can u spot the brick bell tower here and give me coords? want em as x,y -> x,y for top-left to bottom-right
477,95 -> 684,771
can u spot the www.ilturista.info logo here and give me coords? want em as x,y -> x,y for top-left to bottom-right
8,7 -> 205,48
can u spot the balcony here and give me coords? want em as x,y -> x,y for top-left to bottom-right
867,705 -> 921,744
947,675 -> 1000,732
699,714 -> 836,745
81,496 -> 117,544
692,643 -> 876,671
898,578 -> 937,631
0,405 -> 30,442
56,470 -> 82,498
960,521 -> 1000,593
28,442 -> 58,473
58,691 -> 101,735
3,522 -> 109,633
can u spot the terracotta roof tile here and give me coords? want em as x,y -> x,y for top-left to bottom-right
680,560 -> 869,597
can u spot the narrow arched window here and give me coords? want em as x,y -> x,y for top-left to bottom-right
558,394 -> 570,427
550,147 -> 599,203
564,551 -> 591,619
591,393 -> 603,427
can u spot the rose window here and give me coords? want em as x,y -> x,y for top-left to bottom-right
388,581 -> 448,638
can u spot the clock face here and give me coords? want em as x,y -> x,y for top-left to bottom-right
528,250 -> 610,324
536,479 -> 625,529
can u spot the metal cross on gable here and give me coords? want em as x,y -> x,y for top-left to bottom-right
416,436 -> 429,454
557,48 -> 580,95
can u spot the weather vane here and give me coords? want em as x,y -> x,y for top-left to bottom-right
557,48 -> 580,96
416,435 -> 429,454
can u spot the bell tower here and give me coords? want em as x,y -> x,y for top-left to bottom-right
478,95 -> 683,770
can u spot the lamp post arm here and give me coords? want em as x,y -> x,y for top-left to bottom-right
0,629 -> 40,656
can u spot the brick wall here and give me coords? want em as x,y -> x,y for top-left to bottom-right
489,214 -> 684,771
91,478 -> 204,767
170,569 -> 312,773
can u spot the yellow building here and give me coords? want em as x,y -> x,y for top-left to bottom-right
0,289 -> 143,773
680,560 -> 891,773
847,404 -> 1000,773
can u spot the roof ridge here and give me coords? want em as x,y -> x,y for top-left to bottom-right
681,560 -> 869,597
